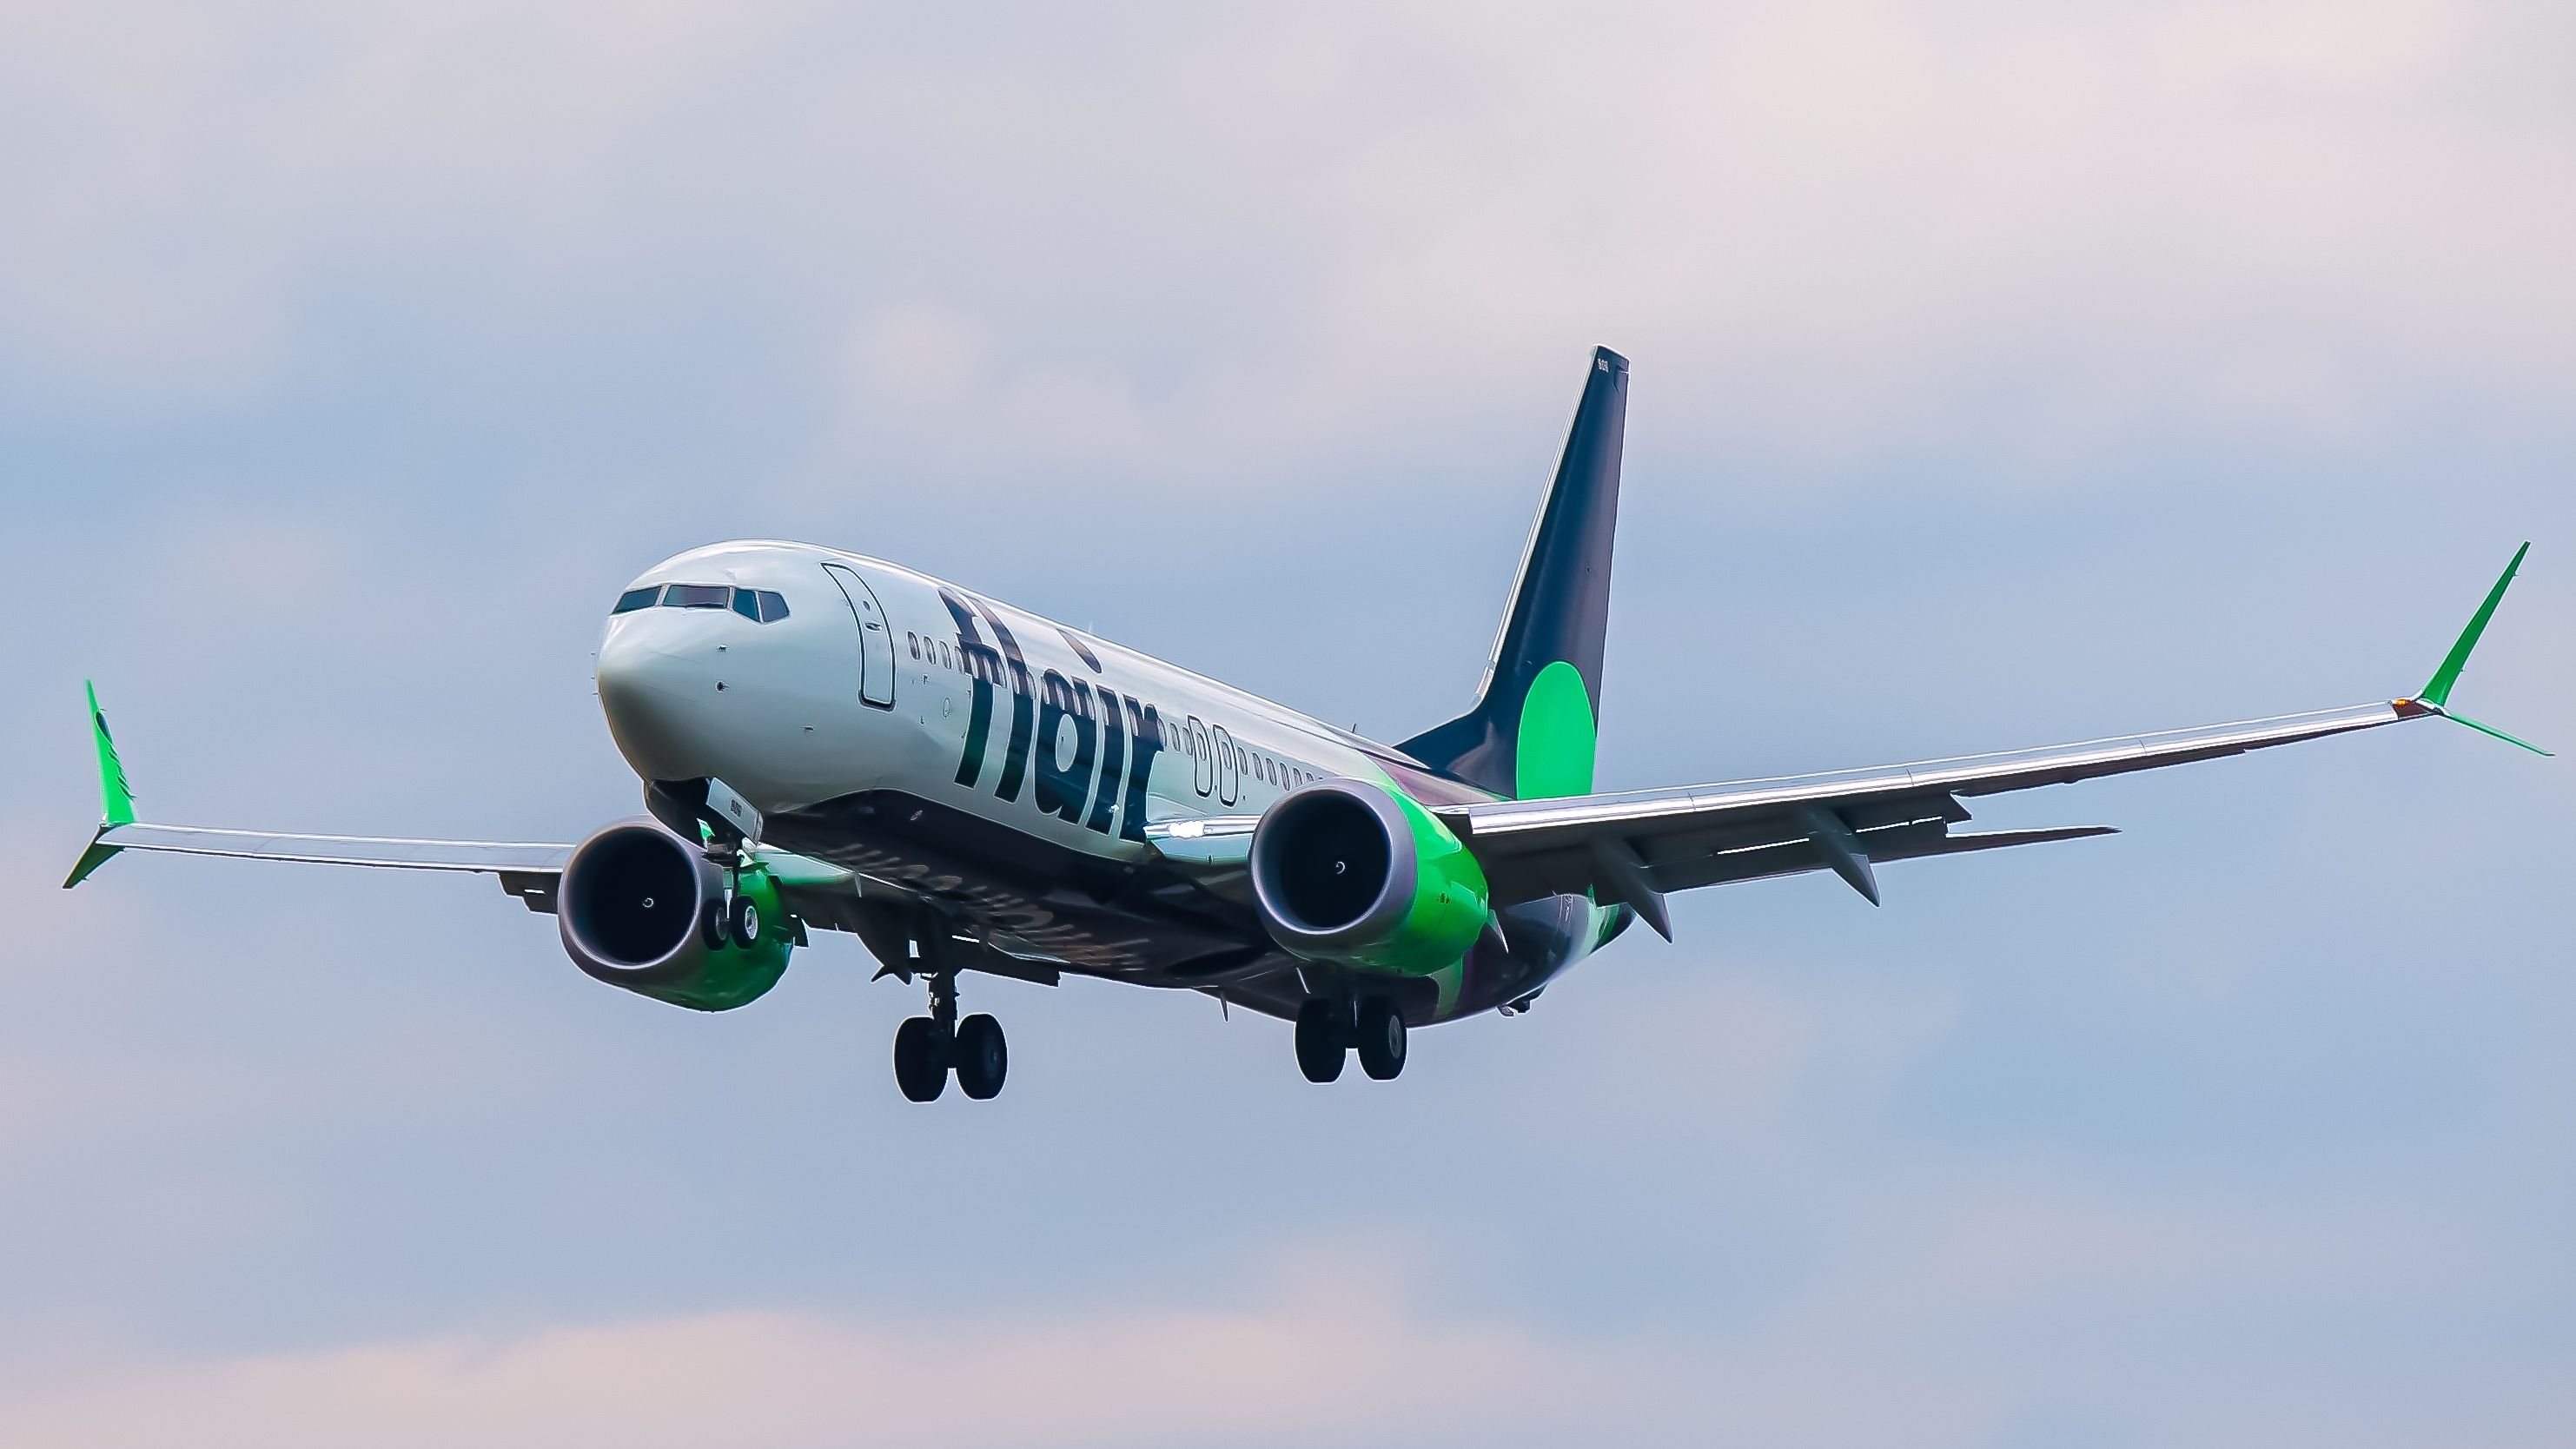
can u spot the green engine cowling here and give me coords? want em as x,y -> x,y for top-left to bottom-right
557,820 -> 791,1011
1247,778 -> 1491,975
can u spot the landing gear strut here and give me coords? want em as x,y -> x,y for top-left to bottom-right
892,965 -> 1008,1103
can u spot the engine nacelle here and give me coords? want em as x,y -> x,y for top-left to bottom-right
1248,778 -> 1490,975
557,819 -> 791,1011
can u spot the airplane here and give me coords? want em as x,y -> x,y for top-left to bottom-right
63,347 -> 2548,1102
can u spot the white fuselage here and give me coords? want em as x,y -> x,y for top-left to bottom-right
597,540 -> 1473,879
589,540 -> 1599,1025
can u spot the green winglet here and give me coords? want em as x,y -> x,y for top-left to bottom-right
85,681 -> 136,825
2421,542 -> 2528,707
2442,710 -> 2553,758
64,681 -> 138,890
63,830 -> 119,890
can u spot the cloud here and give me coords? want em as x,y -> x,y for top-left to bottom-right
0,1181 -> 2560,1449
0,1266 -> 1604,1449
5,0 -> 2569,482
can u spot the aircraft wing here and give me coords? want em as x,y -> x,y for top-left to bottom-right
68,811 -> 875,936
64,818 -> 573,907
61,683 -> 582,911
61,683 -> 878,933
1436,546 -> 2547,938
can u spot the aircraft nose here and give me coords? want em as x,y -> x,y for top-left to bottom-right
596,620 -> 716,781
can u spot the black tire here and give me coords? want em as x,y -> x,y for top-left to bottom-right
727,893 -> 760,947
954,1014 -> 1008,1101
1355,996 -> 1407,1080
700,898 -> 729,950
893,1016 -> 949,1102
1294,997 -> 1346,1083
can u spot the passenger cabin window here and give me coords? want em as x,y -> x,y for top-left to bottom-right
613,586 -> 661,613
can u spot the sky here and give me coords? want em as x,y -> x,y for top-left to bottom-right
2,2 -> 2571,1445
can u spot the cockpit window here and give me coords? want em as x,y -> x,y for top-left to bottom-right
618,582 -> 789,621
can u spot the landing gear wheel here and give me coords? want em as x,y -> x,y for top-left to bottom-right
1295,997 -> 1347,1083
726,892 -> 760,947
1355,996 -> 1407,1081
700,898 -> 729,950
953,1014 -> 1008,1100
893,1016 -> 950,1102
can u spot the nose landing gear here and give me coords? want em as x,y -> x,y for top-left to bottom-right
891,967 -> 1009,1103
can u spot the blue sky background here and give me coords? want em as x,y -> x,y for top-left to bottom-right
2,3 -> 2570,1444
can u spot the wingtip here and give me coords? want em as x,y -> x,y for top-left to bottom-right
2451,711 -> 2554,757
83,678 -> 137,827
2420,542 -> 2533,709
63,828 -> 118,890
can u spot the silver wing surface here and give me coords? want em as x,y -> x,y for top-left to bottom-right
77,822 -> 573,873
1435,701 -> 2427,936
65,820 -> 573,908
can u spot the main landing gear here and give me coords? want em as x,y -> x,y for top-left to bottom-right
1295,995 -> 1407,1083
699,889 -> 760,950
893,969 -> 1008,1102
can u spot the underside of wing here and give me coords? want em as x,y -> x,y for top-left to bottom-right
1439,701 -> 2423,936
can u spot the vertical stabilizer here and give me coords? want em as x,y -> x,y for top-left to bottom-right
1399,347 -> 1627,798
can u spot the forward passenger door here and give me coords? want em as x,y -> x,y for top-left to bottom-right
819,563 -> 897,708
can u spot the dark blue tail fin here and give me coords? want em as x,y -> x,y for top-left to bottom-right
1399,347 -> 1627,798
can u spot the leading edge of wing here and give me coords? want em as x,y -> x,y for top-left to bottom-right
81,822 -> 575,874
1444,700 -> 2410,844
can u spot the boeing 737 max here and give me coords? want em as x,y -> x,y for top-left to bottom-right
64,348 -> 2548,1101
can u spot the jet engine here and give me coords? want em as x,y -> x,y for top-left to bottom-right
1247,778 -> 1491,974
556,819 -> 791,1011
